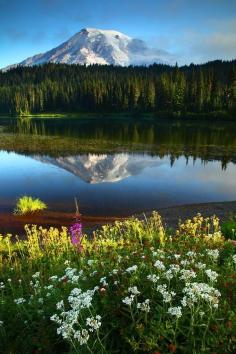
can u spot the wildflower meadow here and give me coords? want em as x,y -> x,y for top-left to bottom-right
0,213 -> 235,353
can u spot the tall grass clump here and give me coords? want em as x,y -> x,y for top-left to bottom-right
14,195 -> 47,215
0,213 -> 235,353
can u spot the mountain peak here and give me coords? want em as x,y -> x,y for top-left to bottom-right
3,28 -> 170,70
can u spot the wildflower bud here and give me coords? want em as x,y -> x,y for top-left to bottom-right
99,287 -> 106,295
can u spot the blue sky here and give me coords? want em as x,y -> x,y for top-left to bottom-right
0,0 -> 236,68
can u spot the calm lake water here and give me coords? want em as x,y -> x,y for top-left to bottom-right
0,116 -> 236,216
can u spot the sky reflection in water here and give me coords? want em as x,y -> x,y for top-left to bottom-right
1,150 -> 236,216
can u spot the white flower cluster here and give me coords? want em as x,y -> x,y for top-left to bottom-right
195,262 -> 207,270
147,274 -> 160,283
74,329 -> 90,345
180,259 -> 190,267
51,286 -> 101,345
128,286 -> 140,295
154,260 -> 165,271
156,284 -> 176,303
60,267 -> 84,284
206,249 -> 219,261
205,269 -> 218,282
182,282 -> 221,309
125,265 -> 138,273
86,315 -> 102,332
168,306 -> 182,318
14,297 -> 26,305
186,251 -> 197,258
232,254 -> 236,264
137,299 -> 150,313
180,269 -> 196,281
49,275 -> 58,282
122,286 -> 140,306
32,272 -> 40,279
87,259 -> 94,266
122,296 -> 135,306
100,277 -> 108,287
0,282 -> 5,289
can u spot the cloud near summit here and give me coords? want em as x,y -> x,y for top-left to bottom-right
128,38 -> 173,65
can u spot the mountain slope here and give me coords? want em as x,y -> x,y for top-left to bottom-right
4,28 -> 170,69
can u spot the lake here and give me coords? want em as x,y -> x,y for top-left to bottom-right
0,116 -> 236,218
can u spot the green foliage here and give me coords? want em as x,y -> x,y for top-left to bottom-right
0,214 -> 235,353
0,60 -> 235,116
221,215 -> 236,240
14,195 -> 47,215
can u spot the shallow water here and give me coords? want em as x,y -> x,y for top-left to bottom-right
0,116 -> 236,216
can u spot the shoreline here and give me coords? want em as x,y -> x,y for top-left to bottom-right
1,200 -> 236,235
0,110 -> 235,121
145,200 -> 236,228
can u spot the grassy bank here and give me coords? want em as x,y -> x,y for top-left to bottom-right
0,213 -> 236,353
0,110 -> 235,121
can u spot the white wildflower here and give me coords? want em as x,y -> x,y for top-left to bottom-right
168,306 -> 182,318
186,251 -> 197,258
14,297 -> 26,305
56,300 -> 64,310
74,329 -> 90,345
122,295 -> 135,306
86,315 -> 102,332
174,254 -> 181,259
70,288 -> 82,296
206,249 -> 219,261
205,269 -> 218,282
44,285 -> 54,290
137,299 -> 150,313
165,269 -> 174,280
100,277 -> 108,286
195,262 -> 206,270
125,265 -> 138,273
169,264 -> 180,273
180,269 -> 196,281
180,260 -> 190,267
32,272 -> 40,279
147,274 -> 160,283
50,314 -> 62,324
128,286 -> 140,295
156,284 -> 167,293
154,260 -> 165,271
112,269 -> 118,275
183,282 -> 221,308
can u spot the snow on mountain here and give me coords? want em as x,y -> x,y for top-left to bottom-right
34,153 -> 160,184
3,28 -> 171,69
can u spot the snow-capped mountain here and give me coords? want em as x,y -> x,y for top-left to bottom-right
34,153 -> 160,184
4,28 -> 170,69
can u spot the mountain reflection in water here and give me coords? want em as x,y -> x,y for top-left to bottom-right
0,117 -> 236,216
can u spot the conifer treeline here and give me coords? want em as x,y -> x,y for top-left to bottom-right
0,60 -> 235,115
